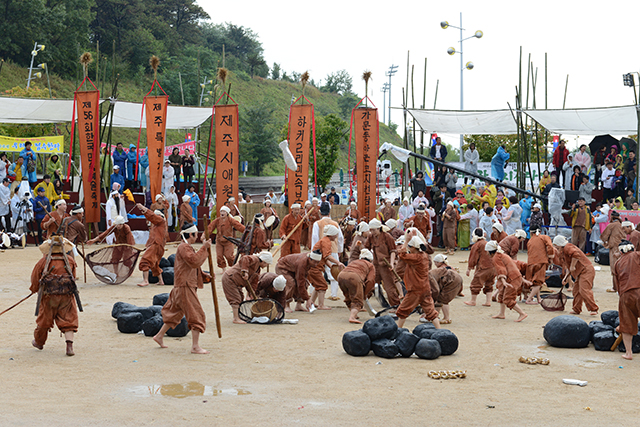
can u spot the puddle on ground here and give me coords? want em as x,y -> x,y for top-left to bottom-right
537,345 -> 548,350
129,382 -> 251,398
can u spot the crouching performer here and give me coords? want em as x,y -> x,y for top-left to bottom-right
337,248 -> 376,324
395,233 -> 441,329
154,224 -> 212,354
275,251 -> 321,313
255,273 -> 287,308
31,236 -> 81,356
221,251 -> 272,323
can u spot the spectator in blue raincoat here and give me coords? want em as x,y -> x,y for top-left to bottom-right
185,183 -> 200,225
138,148 -> 149,189
126,144 -> 138,183
20,141 -> 38,187
491,145 -> 510,182
112,142 -> 127,176
110,165 -> 125,193
519,194 -> 533,236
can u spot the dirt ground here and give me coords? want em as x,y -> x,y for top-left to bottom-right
1,244 -> 638,427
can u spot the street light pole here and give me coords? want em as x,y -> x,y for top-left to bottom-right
441,14 -> 482,161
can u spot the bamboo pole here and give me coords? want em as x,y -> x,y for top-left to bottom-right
203,216 -> 222,339
433,79 -> 439,109
411,64 -> 417,172
421,58 -> 427,160
563,74 -> 569,109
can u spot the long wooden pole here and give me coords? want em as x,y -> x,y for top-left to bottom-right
271,207 -> 316,256
0,293 -> 34,317
203,215 -> 222,338
81,241 -> 87,283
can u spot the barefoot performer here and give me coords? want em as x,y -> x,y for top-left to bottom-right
308,224 -> 344,310
430,254 -> 463,324
485,240 -> 528,322
612,240 -> 640,360
365,218 -> 400,306
275,251 -> 321,313
136,204 -> 168,287
464,228 -> 496,307
524,224 -> 554,305
153,224 -> 212,353
395,234 -> 441,329
30,236 -> 80,356
203,205 -> 245,272
279,203 -> 304,257
87,216 -> 135,245
552,235 -> 599,316
337,248 -> 376,324
221,251 -> 272,323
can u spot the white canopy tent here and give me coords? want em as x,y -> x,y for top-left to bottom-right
0,97 -> 213,129
406,105 -> 639,136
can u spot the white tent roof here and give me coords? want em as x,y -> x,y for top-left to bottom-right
0,97 -> 83,124
0,97 -> 212,129
104,101 -> 212,129
406,109 -> 517,135
524,105 -> 638,135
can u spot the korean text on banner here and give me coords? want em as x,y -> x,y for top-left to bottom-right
76,90 -> 101,223
215,104 -> 239,214
0,135 -> 64,154
287,104 -> 312,206
355,108 -> 379,220
145,95 -> 168,200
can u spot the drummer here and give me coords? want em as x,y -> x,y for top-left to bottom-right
260,198 -> 279,241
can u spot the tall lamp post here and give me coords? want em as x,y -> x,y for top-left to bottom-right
441,13 -> 483,161
26,42 -> 45,90
623,72 -> 640,199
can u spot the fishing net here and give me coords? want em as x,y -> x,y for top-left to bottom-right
238,298 -> 285,324
84,244 -> 142,285
541,289 -> 568,312
375,305 -> 423,318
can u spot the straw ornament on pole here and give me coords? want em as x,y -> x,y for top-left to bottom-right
300,71 -> 310,100
217,67 -> 228,87
149,55 -> 160,81
80,52 -> 93,78
362,70 -> 372,106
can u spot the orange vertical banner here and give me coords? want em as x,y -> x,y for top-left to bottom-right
145,95 -> 168,200
214,104 -> 239,214
287,104 -> 313,206
354,107 -> 379,220
76,90 -> 101,223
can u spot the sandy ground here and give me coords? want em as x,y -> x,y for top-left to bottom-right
1,244 -> 639,427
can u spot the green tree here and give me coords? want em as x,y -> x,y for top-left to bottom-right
337,93 -> 360,121
314,114 -> 347,189
271,62 -> 280,80
321,69 -> 353,95
239,100 -> 279,176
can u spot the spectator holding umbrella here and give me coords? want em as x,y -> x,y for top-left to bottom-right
594,145 -> 607,189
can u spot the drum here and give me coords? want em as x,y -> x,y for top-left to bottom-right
265,215 -> 280,231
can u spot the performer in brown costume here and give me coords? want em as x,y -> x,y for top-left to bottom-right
221,251 -> 272,323
624,221 -> 640,249
247,214 -> 271,255
377,198 -> 397,222
486,240 -> 528,322
61,205 -> 87,245
136,204 -> 168,287
348,222 -> 370,263
601,211 -> 626,292
441,201 -> 460,254
153,224 -> 211,354
260,199 -> 279,241
150,194 -> 170,216
300,200 -> 313,249
430,254 -> 463,323
340,219 -> 357,263
613,240 -> 640,360
41,199 -> 69,239
524,225 -> 554,305
553,235 -> 599,316
275,251 -> 321,312
87,215 -> 135,245
344,201 -> 361,222
395,234 -> 441,329
365,218 -> 400,306
179,195 -> 196,228
279,203 -> 303,257
255,273 -> 287,308
30,236 -> 79,356
307,224 -> 343,310
405,205 -> 431,240
499,229 -> 526,260
204,205 -> 245,271
464,228 -> 497,307
337,248 -> 376,324
384,219 -> 404,240
491,222 -> 507,243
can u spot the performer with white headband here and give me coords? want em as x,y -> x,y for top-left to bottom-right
153,222 -> 212,354
553,235 -> 599,316
41,199 -> 68,239
204,205 -> 245,272
61,205 -> 87,245
348,222 -> 370,263
279,203 -> 303,257
337,248 -> 376,324
221,251 -> 272,323
523,224 -> 554,305
136,203 -> 168,287
485,240 -> 528,322
87,215 -> 135,246
275,250 -> 322,313
464,228 -> 496,307
255,273 -> 287,309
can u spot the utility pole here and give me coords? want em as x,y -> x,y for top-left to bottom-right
381,82 -> 389,124
386,64 -> 398,127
